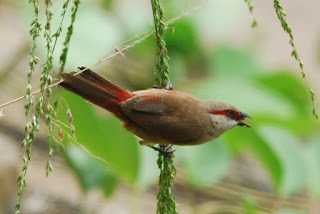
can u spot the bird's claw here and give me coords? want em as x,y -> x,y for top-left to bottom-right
150,145 -> 175,157
153,81 -> 173,90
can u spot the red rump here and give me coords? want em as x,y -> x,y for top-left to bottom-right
166,90 -> 191,96
139,95 -> 162,102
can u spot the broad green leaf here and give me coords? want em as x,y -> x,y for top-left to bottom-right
59,90 -> 140,184
258,127 -> 307,196
165,20 -> 201,58
177,140 -> 230,187
209,46 -> 258,77
194,77 -> 294,119
193,75 -> 319,135
65,145 -> 118,197
255,71 -> 310,115
252,114 -> 319,136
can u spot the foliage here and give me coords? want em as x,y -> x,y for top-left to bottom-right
65,146 -> 118,197
56,41 -> 319,208
7,0 -> 320,213
54,2 -> 319,212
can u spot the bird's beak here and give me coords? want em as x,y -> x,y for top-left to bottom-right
237,112 -> 252,128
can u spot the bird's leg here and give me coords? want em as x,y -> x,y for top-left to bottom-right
153,80 -> 173,90
139,140 -> 175,156
149,145 -> 175,157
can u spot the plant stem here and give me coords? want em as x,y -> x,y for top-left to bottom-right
150,0 -> 178,213
151,0 -> 170,87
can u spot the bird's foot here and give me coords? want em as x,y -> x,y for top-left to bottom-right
149,145 -> 175,157
153,81 -> 173,90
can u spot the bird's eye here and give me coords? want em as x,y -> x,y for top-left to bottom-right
226,110 -> 235,118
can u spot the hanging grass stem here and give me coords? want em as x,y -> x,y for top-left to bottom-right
151,0 -> 178,213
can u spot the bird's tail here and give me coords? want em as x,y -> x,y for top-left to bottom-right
60,67 -> 134,118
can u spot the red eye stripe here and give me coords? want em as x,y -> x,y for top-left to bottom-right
210,110 -> 240,119
210,110 -> 227,116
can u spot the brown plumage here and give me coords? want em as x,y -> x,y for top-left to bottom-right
60,68 -> 251,146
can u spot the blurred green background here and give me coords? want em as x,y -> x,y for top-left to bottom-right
0,0 -> 320,213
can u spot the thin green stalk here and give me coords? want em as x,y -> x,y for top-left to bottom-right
41,0 -> 55,176
150,0 -> 178,213
47,0 -> 79,175
157,152 -> 177,214
59,0 -> 81,74
52,0 -> 71,53
273,0 -> 318,119
243,0 -> 257,27
151,0 -> 170,87
15,0 -> 41,213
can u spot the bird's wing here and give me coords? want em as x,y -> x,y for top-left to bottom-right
121,93 -> 165,116
120,90 -> 204,144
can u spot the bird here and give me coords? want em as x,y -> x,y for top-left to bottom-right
60,67 -> 252,151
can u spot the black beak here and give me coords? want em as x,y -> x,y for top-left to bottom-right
237,112 -> 252,128
239,112 -> 252,120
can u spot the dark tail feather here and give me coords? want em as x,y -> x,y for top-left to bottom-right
60,68 -> 134,118
77,67 -> 133,101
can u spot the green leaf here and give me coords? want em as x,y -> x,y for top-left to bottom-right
65,145 -> 118,197
255,71 -> 310,115
59,90 -> 140,184
210,46 -> 258,77
193,74 -> 319,135
258,127 -> 307,196
252,114 -> 319,136
177,140 -> 230,187
165,20 -> 200,58
194,77 -> 294,119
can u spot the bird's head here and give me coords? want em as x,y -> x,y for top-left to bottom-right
202,101 -> 252,137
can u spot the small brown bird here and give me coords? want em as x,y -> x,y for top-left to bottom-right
60,68 -> 251,148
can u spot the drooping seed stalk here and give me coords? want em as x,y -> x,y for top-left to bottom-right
150,0 -> 178,213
